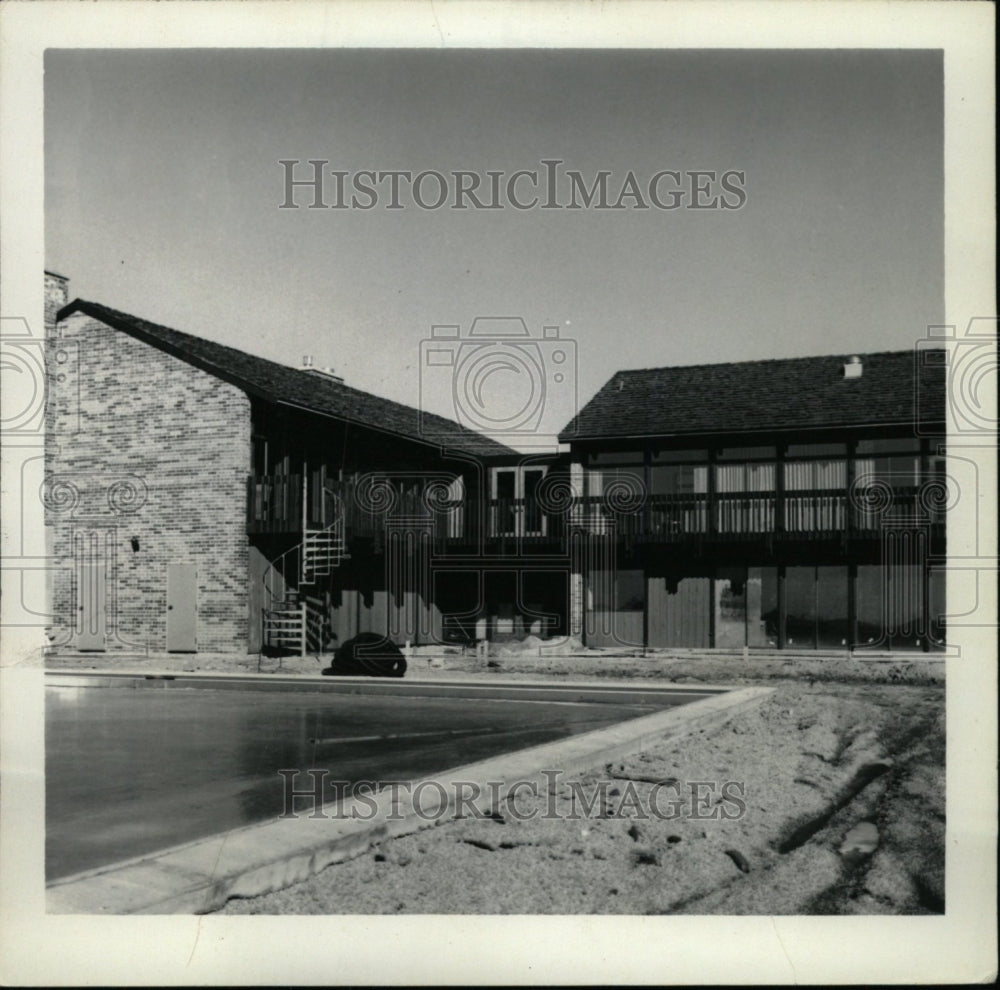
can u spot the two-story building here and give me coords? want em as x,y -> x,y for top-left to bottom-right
550,350 -> 947,651
44,270 -> 947,657
43,271 -> 517,656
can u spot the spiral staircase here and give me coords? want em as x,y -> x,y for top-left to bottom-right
262,486 -> 347,658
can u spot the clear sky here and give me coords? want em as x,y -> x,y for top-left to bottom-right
45,48 -> 943,446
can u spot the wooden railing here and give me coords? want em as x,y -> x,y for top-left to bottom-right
248,477 -> 944,544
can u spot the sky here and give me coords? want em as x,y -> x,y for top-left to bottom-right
45,48 -> 943,447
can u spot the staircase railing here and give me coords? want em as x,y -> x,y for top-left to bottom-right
260,485 -> 347,661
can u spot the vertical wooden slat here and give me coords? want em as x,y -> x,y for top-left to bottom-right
778,565 -> 787,650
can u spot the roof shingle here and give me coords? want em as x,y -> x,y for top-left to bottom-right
560,349 -> 946,442
58,300 -> 516,458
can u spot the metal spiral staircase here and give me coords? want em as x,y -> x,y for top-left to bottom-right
262,483 -> 347,658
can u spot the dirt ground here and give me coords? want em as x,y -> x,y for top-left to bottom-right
219,673 -> 942,916
45,646 -> 945,915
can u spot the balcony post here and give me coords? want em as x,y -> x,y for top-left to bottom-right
642,447 -> 651,542
846,439 -> 857,541
775,442 -> 786,535
707,448 -> 717,538
302,463 -> 308,536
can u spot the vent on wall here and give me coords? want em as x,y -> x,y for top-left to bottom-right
842,355 -> 863,379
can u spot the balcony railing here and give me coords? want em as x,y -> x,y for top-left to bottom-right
248,477 -> 944,544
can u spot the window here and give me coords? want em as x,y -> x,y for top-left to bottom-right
785,566 -> 848,649
650,463 -> 708,495
588,569 -> 644,611
856,438 -> 920,455
716,462 -> 775,492
713,566 -> 778,648
784,461 -> 846,531
490,465 -> 548,537
786,442 -> 847,457
651,449 -> 707,463
784,460 -> 846,490
715,462 -> 775,533
588,451 -> 643,466
717,446 -> 776,461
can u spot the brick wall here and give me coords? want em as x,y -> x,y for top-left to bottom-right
44,270 -> 69,327
45,306 -> 252,654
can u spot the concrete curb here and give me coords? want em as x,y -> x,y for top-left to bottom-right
46,684 -> 772,915
44,668 -> 737,703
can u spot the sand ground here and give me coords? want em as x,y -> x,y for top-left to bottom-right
45,646 -> 945,915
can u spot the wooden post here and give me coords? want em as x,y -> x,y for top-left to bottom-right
775,442 -> 786,536
845,439 -> 857,542
300,602 -> 307,658
302,461 -> 308,534
707,448 -> 717,538
848,562 -> 857,653
777,564 -> 787,650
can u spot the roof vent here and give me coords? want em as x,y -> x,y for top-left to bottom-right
301,355 -> 344,383
303,365 -> 345,385
843,355 -> 863,379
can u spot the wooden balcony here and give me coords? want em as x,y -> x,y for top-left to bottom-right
248,477 -> 944,546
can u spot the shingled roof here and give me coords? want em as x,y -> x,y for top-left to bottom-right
58,300 -> 516,458
561,349 -> 946,442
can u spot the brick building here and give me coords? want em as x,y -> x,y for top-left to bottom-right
43,272 -> 515,655
43,271 -> 948,656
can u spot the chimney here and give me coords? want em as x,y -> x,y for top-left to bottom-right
304,365 -> 345,385
45,270 -> 69,331
301,355 -> 344,384
842,355 -> 863,379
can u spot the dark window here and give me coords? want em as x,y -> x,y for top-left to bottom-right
650,464 -> 708,495
748,567 -> 779,647
651,449 -> 707,463
817,566 -> 849,648
786,442 -> 847,457
617,570 -> 645,610
856,438 -> 921,455
717,446 -> 776,460
588,451 -> 643,466
785,565 -> 849,648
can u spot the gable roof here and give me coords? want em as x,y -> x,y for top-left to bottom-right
561,349 -> 946,442
58,300 -> 516,459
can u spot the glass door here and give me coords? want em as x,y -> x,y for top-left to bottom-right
490,466 -> 548,537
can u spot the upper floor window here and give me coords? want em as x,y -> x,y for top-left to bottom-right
650,463 -> 708,495
650,449 -> 707,464
716,461 -> 775,493
786,442 -> 847,458
587,450 -> 643,466
785,460 -> 847,490
856,438 -> 921,455
717,446 -> 776,461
